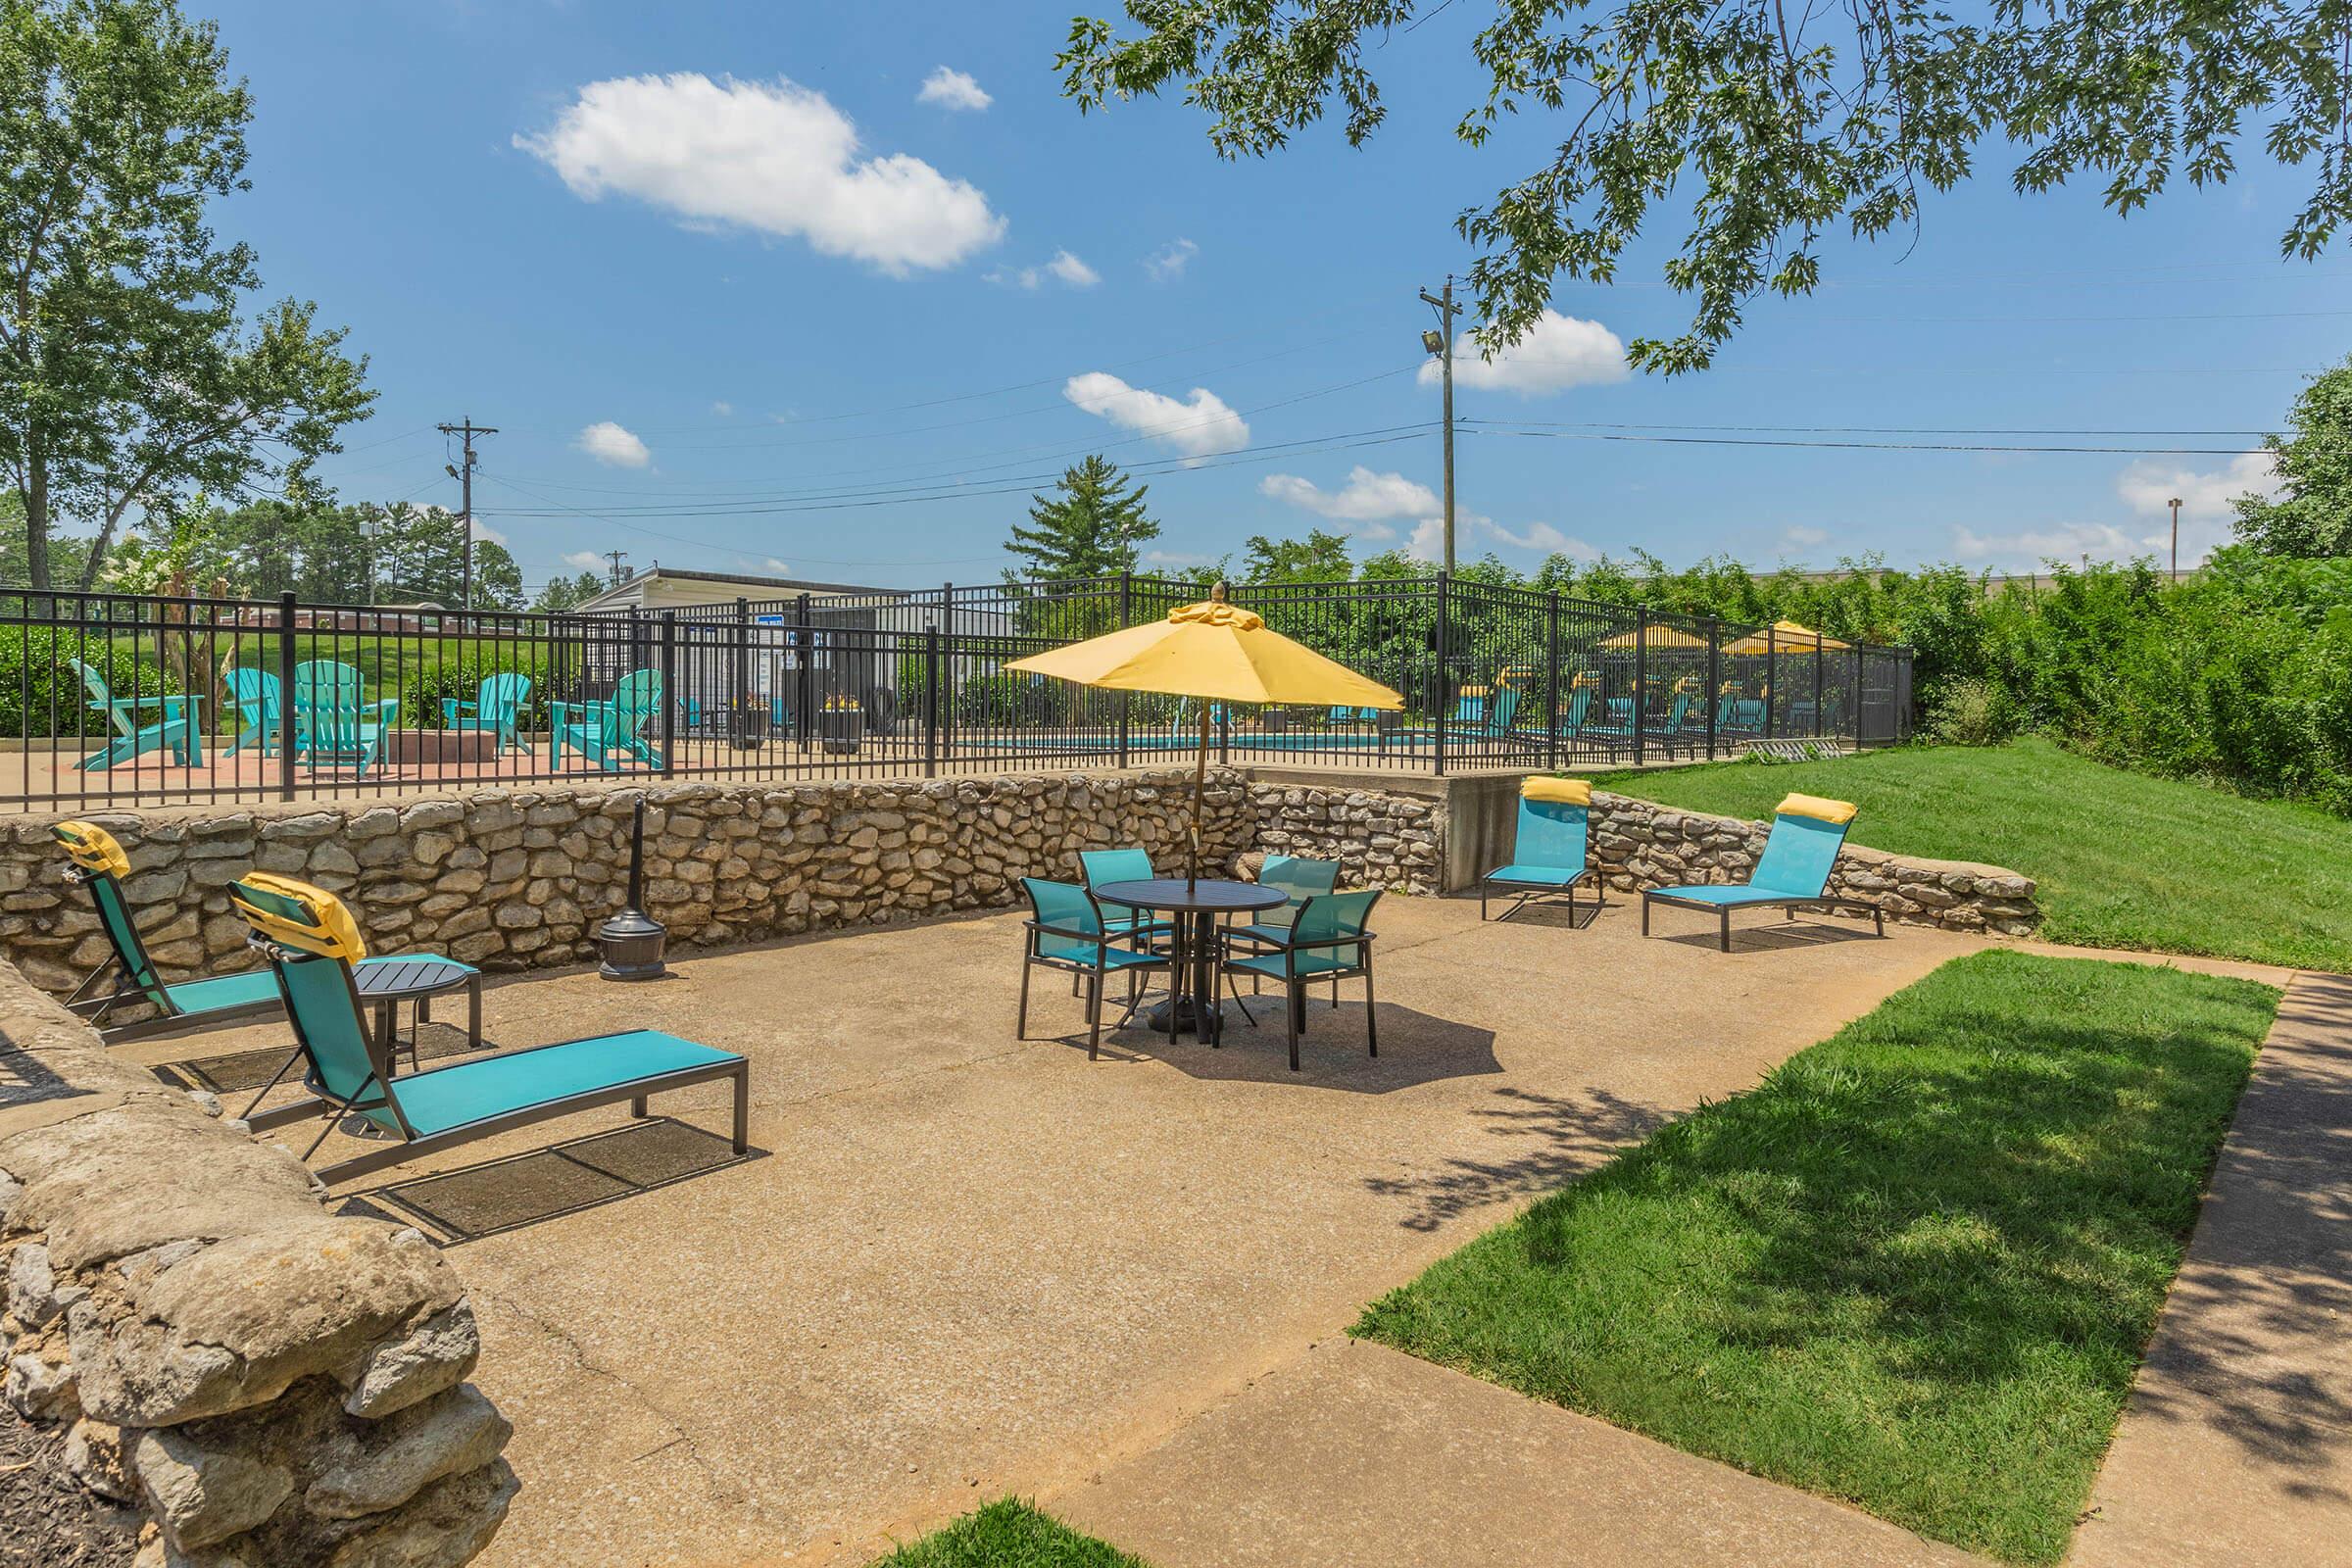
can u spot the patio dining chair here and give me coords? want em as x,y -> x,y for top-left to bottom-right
441,672 -> 532,757
1015,877 -> 1174,1059
223,666 -> 284,758
68,659 -> 203,772
228,871 -> 747,1186
1480,776 -> 1602,924
291,660 -> 398,775
1642,792 -> 1886,951
551,667 -> 663,772
1219,889 -> 1383,1072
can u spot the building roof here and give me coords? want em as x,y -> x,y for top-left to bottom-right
574,565 -> 900,612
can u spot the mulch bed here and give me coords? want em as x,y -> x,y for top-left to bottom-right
0,1401 -> 140,1568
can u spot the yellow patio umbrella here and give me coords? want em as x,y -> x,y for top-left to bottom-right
1005,584 -> 1402,883
1722,619 -> 1850,655
1596,623 -> 1711,651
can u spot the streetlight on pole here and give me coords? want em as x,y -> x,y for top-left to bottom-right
2167,496 -> 2183,580
1419,279 -> 1462,572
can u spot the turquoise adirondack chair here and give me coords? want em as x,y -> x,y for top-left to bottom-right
441,672 -> 532,757
70,660 -> 203,771
551,668 -> 662,772
291,661 -> 398,775
222,667 -> 283,758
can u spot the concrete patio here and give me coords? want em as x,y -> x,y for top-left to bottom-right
119,893 -> 1994,1566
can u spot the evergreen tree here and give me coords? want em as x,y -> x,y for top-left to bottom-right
1005,456 -> 1157,580
530,570 -> 606,612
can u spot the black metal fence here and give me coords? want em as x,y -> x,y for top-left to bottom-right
0,575 -> 1912,810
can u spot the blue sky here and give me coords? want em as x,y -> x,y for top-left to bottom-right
202,1 -> 2349,594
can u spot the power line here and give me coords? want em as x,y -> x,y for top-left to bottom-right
1463,417 -> 2281,437
1464,425 -> 2270,455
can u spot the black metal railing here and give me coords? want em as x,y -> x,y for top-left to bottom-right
0,575 -> 1912,810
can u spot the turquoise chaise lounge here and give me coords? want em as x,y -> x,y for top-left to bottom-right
230,871 -> 747,1184
1481,775 -> 1603,923
1642,792 -> 1886,952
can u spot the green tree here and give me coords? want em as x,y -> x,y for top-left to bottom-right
2234,357 -> 2352,558
1242,526 -> 1353,584
530,570 -> 606,613
0,0 -> 373,588
1060,2 -> 2352,372
1006,456 -> 1158,579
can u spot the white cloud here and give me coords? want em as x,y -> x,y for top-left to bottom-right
1478,517 -> 1595,559
1952,521 -> 2153,569
710,400 -> 734,416
916,67 -> 991,112
516,73 -> 1004,274
2116,451 -> 2278,527
575,420 -> 652,468
470,520 -> 510,548
1420,309 -> 1630,397
1956,452 -> 2282,571
562,551 -> 604,571
1781,524 -> 1830,549
1063,372 -> 1249,461
1258,466 -> 1436,524
1405,518 -> 1446,562
989,248 -> 1100,290
1146,238 -> 1199,281
761,557 -> 792,574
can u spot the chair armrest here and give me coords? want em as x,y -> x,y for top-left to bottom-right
441,699 -> 475,724
1025,918 -> 1110,947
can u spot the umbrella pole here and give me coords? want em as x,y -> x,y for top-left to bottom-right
1189,704 -> 1209,891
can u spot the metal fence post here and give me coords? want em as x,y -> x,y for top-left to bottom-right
794,592 -> 813,748
1705,619 -> 1721,760
1633,608 -> 1649,767
1544,590 -> 1561,770
274,592 -> 298,802
1813,640 -> 1825,744
658,610 -> 677,778
1852,644 -> 1867,747
923,625 -> 941,777
1433,571 -> 1450,776
1117,570 -> 1132,768
1762,624 -> 1777,741
734,597 -> 751,728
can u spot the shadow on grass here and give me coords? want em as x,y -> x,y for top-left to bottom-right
1357,951 -> 2285,1565
337,1117 -> 757,1244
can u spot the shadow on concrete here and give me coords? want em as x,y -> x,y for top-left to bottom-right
2101,971 -> 2352,1502
1031,999 -> 1502,1094
0,1046 -> 88,1112
1481,896 -> 1610,932
1362,1084 -> 1666,1231
1651,918 -> 1884,955
163,1020 -> 501,1096
338,1117 -> 758,1245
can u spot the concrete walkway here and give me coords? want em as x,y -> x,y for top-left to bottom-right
2070,970 -> 2352,1568
1054,1338 -> 1980,1568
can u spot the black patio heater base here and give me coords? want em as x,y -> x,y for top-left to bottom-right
597,798 -> 668,981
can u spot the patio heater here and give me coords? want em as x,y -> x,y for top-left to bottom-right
596,797 -> 667,981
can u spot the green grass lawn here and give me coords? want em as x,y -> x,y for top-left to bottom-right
1356,951 -> 2279,1565
1588,738 -> 2352,971
871,1499 -> 1149,1568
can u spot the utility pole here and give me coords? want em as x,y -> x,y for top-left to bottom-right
437,416 -> 497,609
604,550 -> 630,589
1419,279 -> 1463,572
2167,496 -> 2182,580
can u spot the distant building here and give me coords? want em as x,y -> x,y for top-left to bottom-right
571,565 -> 896,614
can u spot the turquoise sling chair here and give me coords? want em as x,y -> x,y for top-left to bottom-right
551,668 -> 663,772
1219,889 -> 1383,1072
1480,777 -> 1603,924
441,672 -> 533,757
51,821 -> 474,1065
230,872 -> 747,1185
1221,855 -> 1341,1008
69,659 -> 202,771
291,661 -> 398,775
1015,877 -> 1174,1060
1642,792 -> 1886,952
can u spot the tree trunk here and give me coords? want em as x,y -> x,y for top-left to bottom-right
24,443 -> 49,590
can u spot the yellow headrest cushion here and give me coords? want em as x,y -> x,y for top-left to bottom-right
229,872 -> 369,961
54,820 -> 131,879
1777,793 -> 1858,825
1522,775 -> 1593,807
1570,672 -> 1600,690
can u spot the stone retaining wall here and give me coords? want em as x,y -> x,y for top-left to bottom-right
1588,790 -> 2039,935
1245,782 -> 1445,896
0,965 -> 514,1566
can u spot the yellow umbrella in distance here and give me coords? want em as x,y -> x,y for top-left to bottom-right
1006,583 -> 1402,881
1723,619 -> 1851,655
1596,623 -> 1711,651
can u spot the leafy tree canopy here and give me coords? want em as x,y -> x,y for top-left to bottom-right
0,0 -> 373,588
1243,525 -> 1354,583
2234,355 -> 2352,557
530,569 -> 608,613
1006,455 -> 1160,580
101,500 -> 524,609
1060,0 -> 2352,372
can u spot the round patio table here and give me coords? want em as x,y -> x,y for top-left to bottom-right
1093,878 -> 1287,1042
